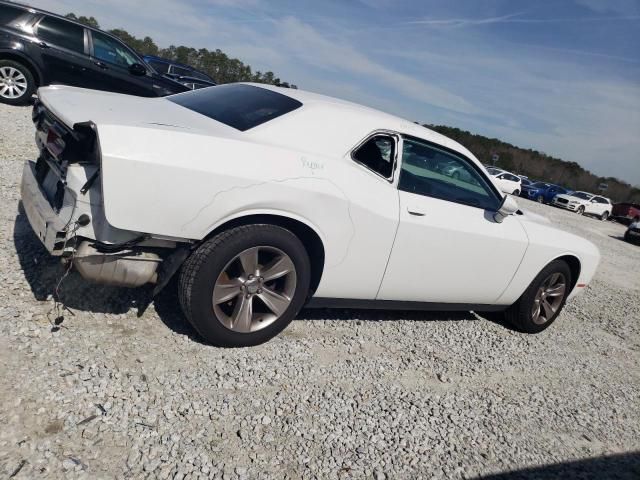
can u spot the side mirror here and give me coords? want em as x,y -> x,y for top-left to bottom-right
129,63 -> 147,76
494,195 -> 519,223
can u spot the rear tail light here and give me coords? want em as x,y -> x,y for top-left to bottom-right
46,128 -> 66,158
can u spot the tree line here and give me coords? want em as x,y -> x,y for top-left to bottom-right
429,125 -> 639,203
66,13 -> 637,202
64,13 -> 295,87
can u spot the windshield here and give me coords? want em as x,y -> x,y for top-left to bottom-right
168,84 -> 302,131
571,191 -> 593,200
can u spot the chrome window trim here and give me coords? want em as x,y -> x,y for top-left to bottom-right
349,129 -> 400,183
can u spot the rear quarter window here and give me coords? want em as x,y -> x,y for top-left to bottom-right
168,84 -> 302,131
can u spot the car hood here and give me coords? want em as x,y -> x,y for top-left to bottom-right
555,193 -> 586,204
37,85 -> 239,137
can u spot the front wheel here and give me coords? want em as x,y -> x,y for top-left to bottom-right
536,195 -> 544,203
178,225 -> 311,347
577,205 -> 585,215
0,60 -> 35,105
513,189 -> 520,196
504,260 -> 572,333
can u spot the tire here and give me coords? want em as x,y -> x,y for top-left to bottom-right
178,224 -> 311,347
504,260 -> 572,334
536,195 -> 544,203
0,60 -> 36,105
513,189 -> 520,196
577,205 -> 585,215
600,211 -> 609,221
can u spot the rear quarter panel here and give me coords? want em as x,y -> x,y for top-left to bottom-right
97,124 -> 400,299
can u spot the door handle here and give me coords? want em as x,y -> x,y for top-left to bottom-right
38,41 -> 49,49
407,208 -> 426,216
93,61 -> 108,69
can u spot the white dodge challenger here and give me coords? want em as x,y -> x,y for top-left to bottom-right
21,83 -> 600,347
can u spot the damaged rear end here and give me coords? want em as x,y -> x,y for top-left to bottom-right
21,92 -> 183,289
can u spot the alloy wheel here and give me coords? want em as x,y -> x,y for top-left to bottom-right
531,272 -> 566,325
212,246 -> 297,333
0,67 -> 28,100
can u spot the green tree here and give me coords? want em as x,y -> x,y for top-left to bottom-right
63,12 -> 291,87
64,13 -> 100,28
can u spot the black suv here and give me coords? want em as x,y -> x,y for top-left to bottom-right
0,1 -> 189,105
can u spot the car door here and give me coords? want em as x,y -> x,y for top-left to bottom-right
587,196 -> 607,215
546,186 -> 560,202
86,29 -> 153,96
494,173 -> 513,193
378,137 -> 529,304
34,15 -> 92,86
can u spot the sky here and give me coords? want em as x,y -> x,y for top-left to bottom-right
28,0 -> 640,185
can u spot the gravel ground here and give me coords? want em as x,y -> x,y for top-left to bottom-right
0,102 -> 639,479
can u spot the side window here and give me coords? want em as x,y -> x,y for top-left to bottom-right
148,59 -> 169,74
0,5 -> 25,26
352,134 -> 396,179
399,137 -> 501,210
37,16 -> 85,53
91,31 -> 139,67
171,65 -> 192,77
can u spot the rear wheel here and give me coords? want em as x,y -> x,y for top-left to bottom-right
600,211 -> 609,221
577,205 -> 585,215
0,60 -> 35,105
178,224 -> 311,347
505,260 -> 572,333
513,189 -> 520,196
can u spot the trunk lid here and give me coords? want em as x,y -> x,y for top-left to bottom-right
37,85 -> 239,136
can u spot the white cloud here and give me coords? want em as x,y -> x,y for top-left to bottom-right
574,0 -> 640,16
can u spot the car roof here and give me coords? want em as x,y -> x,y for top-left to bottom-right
242,83 -> 480,162
1,0 -> 137,46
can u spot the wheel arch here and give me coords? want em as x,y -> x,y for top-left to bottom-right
202,212 -> 326,296
553,254 -> 581,293
0,50 -> 43,87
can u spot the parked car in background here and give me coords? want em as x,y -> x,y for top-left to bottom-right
486,168 -> 522,195
439,160 -> 476,183
624,220 -> 640,245
0,1 -> 189,105
612,203 -> 640,225
21,83 -> 600,346
520,177 -> 534,187
521,182 -> 569,204
143,55 -> 216,90
552,191 -> 612,220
